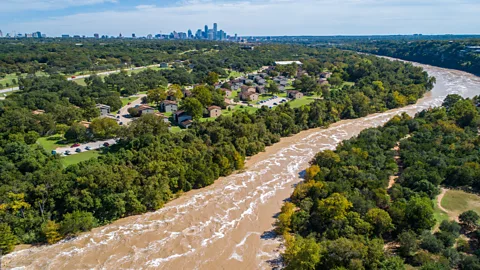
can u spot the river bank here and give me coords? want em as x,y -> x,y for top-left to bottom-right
3,59 -> 480,270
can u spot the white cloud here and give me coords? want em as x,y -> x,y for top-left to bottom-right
4,0 -> 480,36
0,0 -> 118,12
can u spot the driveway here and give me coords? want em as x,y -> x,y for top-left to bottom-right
56,139 -> 117,156
115,94 -> 147,125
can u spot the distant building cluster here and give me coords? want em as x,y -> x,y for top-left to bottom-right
0,23 -> 243,42
0,30 -> 46,38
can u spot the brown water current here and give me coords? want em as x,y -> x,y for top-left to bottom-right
2,59 -> 480,270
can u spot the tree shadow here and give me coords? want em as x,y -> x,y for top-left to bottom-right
261,230 -> 277,240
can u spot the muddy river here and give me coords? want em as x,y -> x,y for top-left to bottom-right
3,59 -> 480,269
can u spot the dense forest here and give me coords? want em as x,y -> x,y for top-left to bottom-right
336,39 -> 480,76
277,95 -> 480,269
0,43 -> 434,254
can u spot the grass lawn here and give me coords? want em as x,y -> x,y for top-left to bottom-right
433,197 -> 449,231
0,71 -> 49,89
288,95 -> 321,109
200,117 -> 216,123
223,105 -> 258,116
37,135 -> 68,152
75,78 -> 87,86
61,150 -> 101,167
170,126 -> 183,133
441,190 -> 480,218
121,96 -> 138,106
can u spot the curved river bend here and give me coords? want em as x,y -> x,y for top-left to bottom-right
3,60 -> 480,270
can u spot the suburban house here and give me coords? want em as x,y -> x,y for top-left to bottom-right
32,109 -> 45,115
79,121 -> 91,128
224,98 -> 236,110
183,89 -> 192,98
180,120 -> 193,129
96,104 -> 111,116
287,90 -> 304,100
239,91 -> 259,101
257,78 -> 266,85
318,78 -> 329,86
137,105 -> 156,115
256,85 -> 266,94
155,112 -> 170,124
214,83 -> 221,90
320,72 -> 332,79
174,110 -> 193,124
244,79 -> 254,85
220,88 -> 233,97
160,100 -> 178,113
207,106 -> 222,118
278,85 -> 286,92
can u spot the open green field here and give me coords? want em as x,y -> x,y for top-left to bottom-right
0,71 -> 49,89
170,126 -> 183,133
288,95 -> 321,109
61,150 -> 101,167
433,197 -> 449,231
441,190 -> 480,218
36,135 -> 68,152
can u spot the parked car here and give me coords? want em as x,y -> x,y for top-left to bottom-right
51,150 -> 57,155
75,148 -> 82,153
248,104 -> 253,107
71,76 -> 76,79
127,102 -> 131,105
273,102 -> 278,105
71,143 -> 80,148
103,142 -> 110,147
64,150 -> 71,155
117,115 -> 120,119
85,146 -> 91,150
119,122 -> 123,125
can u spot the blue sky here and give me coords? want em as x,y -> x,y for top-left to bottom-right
1,0 -> 479,37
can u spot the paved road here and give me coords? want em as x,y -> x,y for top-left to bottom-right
116,94 -> 147,125
55,139 -> 117,156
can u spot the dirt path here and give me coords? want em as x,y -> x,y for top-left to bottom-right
388,144 -> 401,189
437,188 -> 460,222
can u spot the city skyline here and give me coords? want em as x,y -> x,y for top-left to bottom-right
0,22 -> 239,41
0,0 -> 479,36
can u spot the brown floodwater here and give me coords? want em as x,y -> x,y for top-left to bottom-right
2,59 -> 480,270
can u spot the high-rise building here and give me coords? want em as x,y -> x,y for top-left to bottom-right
187,29 -> 192,39
132,33 -> 136,38
62,34 -> 70,38
208,29 -> 214,40
195,29 -> 202,39
213,23 -> 218,40
204,25 -> 208,39
94,33 -> 99,38
0,30 -> 3,38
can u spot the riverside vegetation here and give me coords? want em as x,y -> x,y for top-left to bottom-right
278,95 -> 480,269
0,42 -> 434,254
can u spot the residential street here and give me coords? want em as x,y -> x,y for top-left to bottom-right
116,94 -> 147,125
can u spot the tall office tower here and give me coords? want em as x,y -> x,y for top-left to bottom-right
208,29 -> 214,40
204,25 -> 208,39
213,23 -> 218,40
0,30 -> 3,38
94,33 -> 99,39
195,29 -> 202,39
132,33 -> 136,38
188,29 -> 193,39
